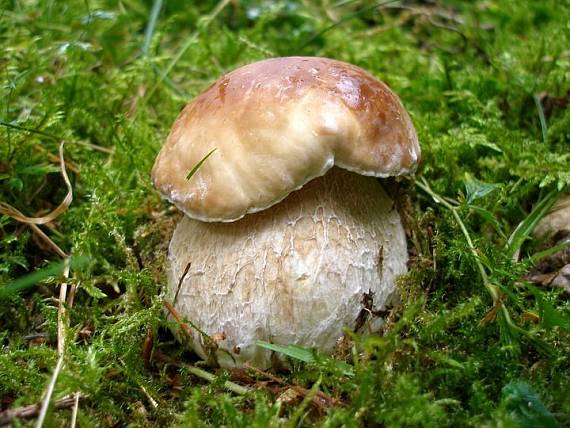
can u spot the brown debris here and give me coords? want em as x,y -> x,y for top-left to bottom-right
211,331 -> 226,342
527,231 -> 570,294
142,327 -> 154,370
0,394 -> 81,426
537,90 -> 570,118
526,194 -> 570,293
162,300 -> 193,339
521,312 -> 540,324
244,364 -> 342,415
527,264 -> 570,294
78,320 -> 95,342
479,292 -> 505,326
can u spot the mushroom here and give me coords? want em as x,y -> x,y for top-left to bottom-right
152,57 -> 421,368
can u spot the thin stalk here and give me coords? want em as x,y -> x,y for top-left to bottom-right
143,0 -> 163,55
35,355 -> 65,428
301,0 -> 399,48
184,364 -> 250,395
533,94 -> 548,144
417,179 -> 498,303
0,394 -> 80,425
36,258 -> 72,428
70,393 -> 79,428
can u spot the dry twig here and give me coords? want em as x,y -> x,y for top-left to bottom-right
163,300 -> 194,339
0,141 -> 73,258
183,364 -> 251,395
0,141 -> 73,225
245,364 -> 341,412
70,393 -> 80,428
35,257 -> 71,428
33,144 -> 80,174
0,394 -> 81,426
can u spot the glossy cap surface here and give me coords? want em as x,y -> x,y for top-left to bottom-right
152,57 -> 420,221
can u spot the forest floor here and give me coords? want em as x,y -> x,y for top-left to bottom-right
0,0 -> 569,426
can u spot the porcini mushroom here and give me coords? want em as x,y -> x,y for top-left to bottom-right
152,57 -> 421,368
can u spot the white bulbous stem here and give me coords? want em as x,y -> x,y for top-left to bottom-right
167,167 -> 408,368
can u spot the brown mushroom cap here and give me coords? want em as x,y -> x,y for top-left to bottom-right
152,56 -> 420,222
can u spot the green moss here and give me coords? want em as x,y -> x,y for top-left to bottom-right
1,0 -> 568,426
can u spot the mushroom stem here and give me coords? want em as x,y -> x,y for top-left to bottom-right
167,168 -> 407,368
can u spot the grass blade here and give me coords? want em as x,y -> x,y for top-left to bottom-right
142,0 -> 163,55
0,256 -> 91,298
186,148 -> 217,180
533,94 -> 548,144
301,0 -> 399,48
256,341 -> 316,363
256,341 -> 355,377
530,237 -> 570,263
506,190 -> 559,260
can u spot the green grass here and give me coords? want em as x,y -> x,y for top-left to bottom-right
1,0 -> 569,426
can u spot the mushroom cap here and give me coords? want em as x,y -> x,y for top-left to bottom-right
152,56 -> 420,222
